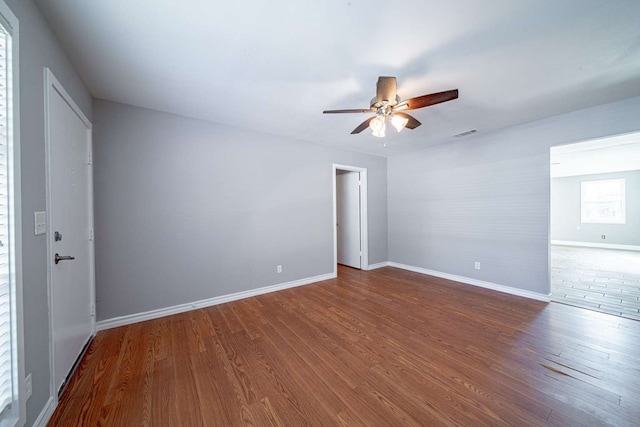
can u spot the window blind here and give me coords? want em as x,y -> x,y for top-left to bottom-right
0,24 -> 13,417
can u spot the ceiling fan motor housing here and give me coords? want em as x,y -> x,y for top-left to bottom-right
370,95 -> 401,112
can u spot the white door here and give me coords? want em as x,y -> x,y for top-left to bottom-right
45,70 -> 94,396
336,171 -> 361,268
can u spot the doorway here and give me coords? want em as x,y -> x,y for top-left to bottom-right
550,132 -> 640,320
333,164 -> 368,273
44,69 -> 95,397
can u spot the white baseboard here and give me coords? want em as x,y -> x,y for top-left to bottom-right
33,396 -> 56,427
97,272 -> 336,331
388,262 -> 551,302
366,262 -> 389,270
551,240 -> 640,252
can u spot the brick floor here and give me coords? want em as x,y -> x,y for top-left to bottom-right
550,245 -> 640,321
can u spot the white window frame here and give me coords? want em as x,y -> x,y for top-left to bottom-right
0,1 -> 24,426
580,178 -> 626,224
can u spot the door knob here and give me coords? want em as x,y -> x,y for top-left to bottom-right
55,253 -> 75,264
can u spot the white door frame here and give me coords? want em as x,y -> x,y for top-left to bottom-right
333,164 -> 368,273
43,68 -> 95,402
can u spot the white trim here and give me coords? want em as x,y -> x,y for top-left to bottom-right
44,68 -> 95,404
333,164 -> 368,274
43,69 -> 91,128
547,148 -> 552,297
366,262 -> 389,270
32,396 -> 56,427
551,240 -> 640,252
97,272 -> 336,331
388,262 -> 551,302
88,141 -> 96,337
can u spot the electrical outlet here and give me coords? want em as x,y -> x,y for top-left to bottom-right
276,265 -> 282,274
25,373 -> 32,399
474,261 -> 480,270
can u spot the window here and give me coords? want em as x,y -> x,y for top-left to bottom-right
0,22 -> 11,418
580,178 -> 626,224
0,2 -> 22,425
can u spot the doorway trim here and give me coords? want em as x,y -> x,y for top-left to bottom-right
333,164 -> 368,274
43,68 -> 95,405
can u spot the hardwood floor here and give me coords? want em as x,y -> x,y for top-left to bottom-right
48,266 -> 640,426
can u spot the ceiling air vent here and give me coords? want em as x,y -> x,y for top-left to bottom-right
453,129 -> 477,138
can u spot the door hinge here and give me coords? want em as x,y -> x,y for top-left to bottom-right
88,151 -> 93,165
89,228 -> 94,241
90,304 -> 95,316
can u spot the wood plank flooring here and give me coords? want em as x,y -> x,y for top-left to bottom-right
48,266 -> 640,426
551,245 -> 640,321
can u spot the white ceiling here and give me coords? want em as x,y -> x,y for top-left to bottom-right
35,0 -> 640,157
551,131 -> 640,178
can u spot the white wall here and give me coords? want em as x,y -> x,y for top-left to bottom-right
389,96 -> 640,297
92,99 -> 387,321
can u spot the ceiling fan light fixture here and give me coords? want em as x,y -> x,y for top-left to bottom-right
372,128 -> 386,138
390,114 -> 409,132
370,115 -> 384,131
370,116 -> 386,137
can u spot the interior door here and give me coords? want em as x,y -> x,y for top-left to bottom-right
46,71 -> 94,395
337,171 -> 361,268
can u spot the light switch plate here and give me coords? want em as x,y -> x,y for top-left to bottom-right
34,211 -> 46,235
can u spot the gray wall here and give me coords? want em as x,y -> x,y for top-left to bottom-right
92,99 -> 387,321
551,170 -> 640,246
388,96 -> 640,296
5,0 -> 93,424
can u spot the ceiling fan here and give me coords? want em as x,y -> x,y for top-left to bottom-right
323,76 -> 458,137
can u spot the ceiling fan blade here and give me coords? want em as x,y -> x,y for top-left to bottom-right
351,117 -> 374,134
323,108 -> 372,114
376,76 -> 397,104
403,89 -> 459,110
394,112 -> 421,129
